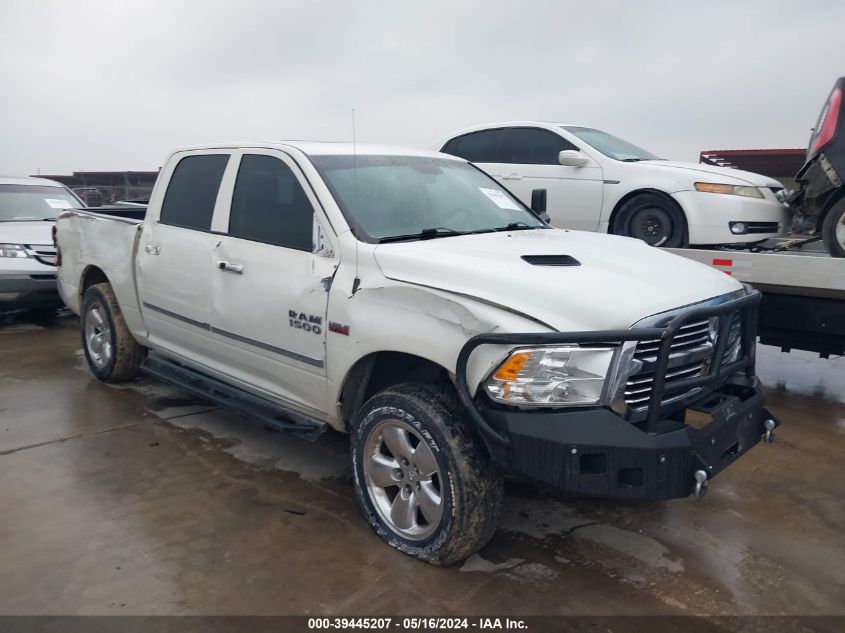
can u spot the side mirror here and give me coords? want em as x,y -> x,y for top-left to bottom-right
530,188 -> 550,222
558,150 -> 589,167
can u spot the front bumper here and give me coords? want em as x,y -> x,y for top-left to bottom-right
0,273 -> 61,311
455,290 -> 779,501
672,189 -> 792,245
477,376 -> 775,500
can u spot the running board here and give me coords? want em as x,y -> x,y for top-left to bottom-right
141,356 -> 327,441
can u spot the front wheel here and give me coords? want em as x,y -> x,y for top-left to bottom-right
613,193 -> 687,247
351,382 -> 503,565
81,282 -> 146,382
821,199 -> 845,257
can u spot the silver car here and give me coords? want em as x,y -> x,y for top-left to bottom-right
0,177 -> 83,315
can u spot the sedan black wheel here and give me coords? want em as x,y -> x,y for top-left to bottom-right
614,193 -> 687,247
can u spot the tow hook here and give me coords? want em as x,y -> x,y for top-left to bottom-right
693,469 -> 709,498
763,419 -> 776,444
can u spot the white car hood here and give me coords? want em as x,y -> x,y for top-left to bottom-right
0,220 -> 55,245
374,229 -> 740,332
637,160 -> 781,188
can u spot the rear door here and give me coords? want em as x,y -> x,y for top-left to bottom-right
208,150 -> 336,413
499,127 -> 604,231
136,151 -> 232,366
440,128 -> 507,178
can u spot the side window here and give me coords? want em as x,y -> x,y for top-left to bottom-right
228,154 -> 314,251
159,154 -> 229,230
500,128 -> 578,165
441,129 -> 504,163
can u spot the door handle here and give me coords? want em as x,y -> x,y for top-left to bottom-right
144,244 -> 161,255
501,174 -> 523,180
218,261 -> 244,274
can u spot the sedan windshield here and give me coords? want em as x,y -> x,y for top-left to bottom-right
562,126 -> 661,162
310,155 -> 545,242
0,185 -> 83,222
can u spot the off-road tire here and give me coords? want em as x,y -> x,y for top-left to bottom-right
81,282 -> 146,382
351,382 -> 503,565
613,193 -> 688,247
821,199 -> 845,258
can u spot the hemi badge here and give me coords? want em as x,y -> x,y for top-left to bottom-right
329,322 -> 350,336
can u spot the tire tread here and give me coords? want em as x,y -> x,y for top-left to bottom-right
82,282 -> 146,382
351,381 -> 503,565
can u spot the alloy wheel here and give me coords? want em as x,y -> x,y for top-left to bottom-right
363,418 -> 444,540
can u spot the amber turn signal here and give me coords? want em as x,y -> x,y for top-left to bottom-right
492,351 -> 531,381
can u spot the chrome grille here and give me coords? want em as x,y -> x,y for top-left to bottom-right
625,313 -> 743,410
23,244 -> 57,267
633,319 -> 710,359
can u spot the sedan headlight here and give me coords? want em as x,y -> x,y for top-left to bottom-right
694,182 -> 763,198
0,244 -> 30,258
484,346 -> 616,407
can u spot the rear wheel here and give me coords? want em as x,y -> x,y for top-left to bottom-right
351,382 -> 503,565
821,199 -> 845,257
614,193 -> 687,247
81,282 -> 146,382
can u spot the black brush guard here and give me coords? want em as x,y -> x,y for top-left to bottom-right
455,290 -> 779,500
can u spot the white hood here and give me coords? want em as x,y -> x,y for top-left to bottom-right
374,229 -> 740,332
0,220 -> 55,245
637,160 -> 781,188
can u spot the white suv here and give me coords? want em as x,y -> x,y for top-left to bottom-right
0,177 -> 81,315
439,122 -> 791,247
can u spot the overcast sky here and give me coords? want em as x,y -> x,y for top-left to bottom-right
1,0 -> 843,175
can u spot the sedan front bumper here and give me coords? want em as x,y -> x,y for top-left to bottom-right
672,189 -> 792,245
0,273 -> 61,311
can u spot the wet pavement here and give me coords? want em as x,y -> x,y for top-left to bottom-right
0,313 -> 843,616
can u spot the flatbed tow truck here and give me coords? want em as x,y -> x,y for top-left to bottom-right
669,77 -> 845,358
669,238 -> 844,356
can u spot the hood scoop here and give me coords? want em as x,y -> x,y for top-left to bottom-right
521,254 -> 580,267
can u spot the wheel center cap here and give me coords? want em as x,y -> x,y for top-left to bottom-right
407,471 -> 418,483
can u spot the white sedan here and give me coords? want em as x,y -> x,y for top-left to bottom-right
438,122 -> 791,247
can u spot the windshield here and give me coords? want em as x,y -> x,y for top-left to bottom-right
0,184 -> 83,222
310,155 -> 545,242
562,126 -> 661,162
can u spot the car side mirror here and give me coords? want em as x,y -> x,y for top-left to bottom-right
530,188 -> 550,222
559,150 -> 589,167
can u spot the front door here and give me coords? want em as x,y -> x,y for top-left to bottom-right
208,150 -> 336,413
498,127 -> 604,232
441,128 -> 507,179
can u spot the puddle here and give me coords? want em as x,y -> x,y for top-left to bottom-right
574,524 -> 684,573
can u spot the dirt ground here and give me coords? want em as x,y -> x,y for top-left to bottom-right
0,312 -> 843,617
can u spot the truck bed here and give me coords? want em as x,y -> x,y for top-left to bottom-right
56,207 -> 147,338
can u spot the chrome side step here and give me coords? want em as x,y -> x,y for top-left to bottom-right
141,355 -> 327,441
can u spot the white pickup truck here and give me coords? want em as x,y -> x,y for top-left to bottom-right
56,142 -> 778,565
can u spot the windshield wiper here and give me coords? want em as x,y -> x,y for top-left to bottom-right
619,158 -> 645,162
377,227 -> 467,243
492,222 -> 538,231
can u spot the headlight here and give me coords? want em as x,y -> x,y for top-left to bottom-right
0,244 -> 30,258
694,182 -> 763,198
484,346 -> 615,407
